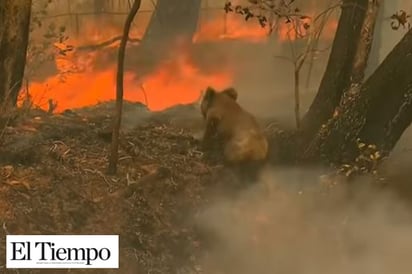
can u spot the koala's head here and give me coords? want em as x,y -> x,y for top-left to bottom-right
200,86 -> 238,118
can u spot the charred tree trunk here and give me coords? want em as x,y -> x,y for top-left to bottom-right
93,0 -> 117,27
303,0 -> 381,163
93,0 -> 106,12
299,0 -> 369,139
108,0 -> 142,175
136,0 -> 201,76
141,0 -> 201,48
305,26 -> 412,165
0,0 -> 32,109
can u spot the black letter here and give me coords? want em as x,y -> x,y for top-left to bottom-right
11,242 -> 29,260
35,242 -> 53,260
99,248 -> 111,261
67,248 -> 85,261
86,248 -> 98,266
55,248 -> 67,261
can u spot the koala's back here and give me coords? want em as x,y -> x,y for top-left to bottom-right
209,95 -> 268,163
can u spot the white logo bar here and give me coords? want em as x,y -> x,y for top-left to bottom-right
6,235 -> 119,269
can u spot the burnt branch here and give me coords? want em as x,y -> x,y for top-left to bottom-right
76,35 -> 141,52
224,0 -> 309,34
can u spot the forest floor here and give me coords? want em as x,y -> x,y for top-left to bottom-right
1,101 -> 412,274
0,101 -> 268,273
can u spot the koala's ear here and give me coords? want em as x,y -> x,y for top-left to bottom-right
203,86 -> 216,100
222,87 -> 238,101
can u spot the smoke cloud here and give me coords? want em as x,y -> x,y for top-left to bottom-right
194,166 -> 412,274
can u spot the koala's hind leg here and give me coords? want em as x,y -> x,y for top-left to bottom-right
226,161 -> 264,185
232,160 -> 265,185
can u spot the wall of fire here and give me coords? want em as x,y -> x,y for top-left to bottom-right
26,0 -> 412,124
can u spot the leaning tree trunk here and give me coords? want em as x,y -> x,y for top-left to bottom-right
0,0 -> 32,109
299,0 -> 369,140
365,0 -> 384,78
135,0 -> 201,77
304,27 -> 412,165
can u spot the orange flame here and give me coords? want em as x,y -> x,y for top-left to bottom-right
27,47 -> 232,112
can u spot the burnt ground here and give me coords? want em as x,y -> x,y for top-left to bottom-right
1,101 -> 412,274
0,101 -> 269,274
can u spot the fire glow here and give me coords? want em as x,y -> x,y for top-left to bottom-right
28,48 -> 232,112
24,12 -> 337,113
